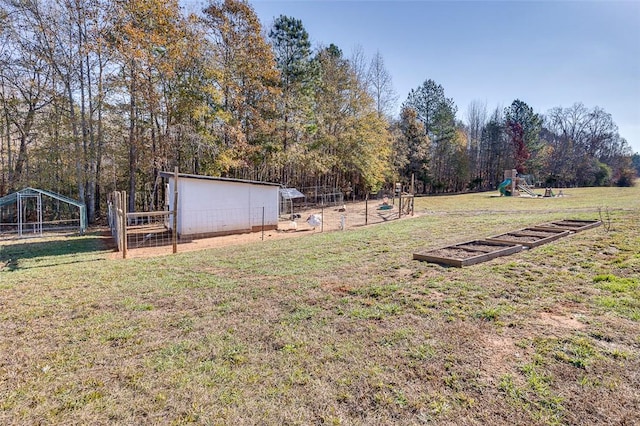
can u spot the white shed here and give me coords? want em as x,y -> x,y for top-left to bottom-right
160,172 -> 281,238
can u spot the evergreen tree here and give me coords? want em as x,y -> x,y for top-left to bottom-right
268,15 -> 316,183
394,107 -> 429,192
403,79 -> 457,192
404,79 -> 456,137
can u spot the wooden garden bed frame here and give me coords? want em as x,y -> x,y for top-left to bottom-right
413,218 -> 602,267
485,227 -> 571,248
533,219 -> 602,233
413,240 -> 523,267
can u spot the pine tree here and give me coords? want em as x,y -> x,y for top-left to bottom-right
268,15 -> 315,183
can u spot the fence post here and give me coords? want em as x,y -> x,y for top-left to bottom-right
117,192 -> 122,252
365,194 -> 369,226
115,192 -> 121,251
122,191 -> 128,259
173,166 -> 178,254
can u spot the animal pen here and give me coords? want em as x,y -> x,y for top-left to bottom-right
280,188 -> 305,218
107,190 -> 178,258
108,171 -> 281,258
0,187 -> 87,238
301,186 -> 345,205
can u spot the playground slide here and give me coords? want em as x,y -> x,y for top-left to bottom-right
517,184 -> 538,197
498,178 -> 512,196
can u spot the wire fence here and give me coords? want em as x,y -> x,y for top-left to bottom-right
108,191 -> 178,257
0,219 -> 82,237
107,189 -> 415,257
300,186 -> 345,206
281,195 -> 415,233
108,190 -> 280,257
125,211 -> 174,249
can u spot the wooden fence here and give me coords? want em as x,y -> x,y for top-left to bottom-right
107,190 -> 177,259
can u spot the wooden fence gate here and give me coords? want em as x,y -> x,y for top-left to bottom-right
107,190 -> 178,259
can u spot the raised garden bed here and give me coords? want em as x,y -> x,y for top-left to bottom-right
413,219 -> 601,267
413,240 -> 524,267
486,227 -> 571,248
534,219 -> 602,233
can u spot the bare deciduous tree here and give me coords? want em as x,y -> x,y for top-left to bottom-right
367,50 -> 397,119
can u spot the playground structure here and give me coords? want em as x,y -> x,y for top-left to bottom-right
498,169 -> 539,197
373,181 -> 415,219
498,170 -> 565,198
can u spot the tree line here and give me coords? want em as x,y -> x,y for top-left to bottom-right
1,0 -> 636,223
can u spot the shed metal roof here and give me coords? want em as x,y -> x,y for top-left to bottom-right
159,172 -> 281,187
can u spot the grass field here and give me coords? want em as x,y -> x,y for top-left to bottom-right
1,186 -> 639,425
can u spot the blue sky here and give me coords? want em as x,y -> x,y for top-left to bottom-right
247,0 -> 640,154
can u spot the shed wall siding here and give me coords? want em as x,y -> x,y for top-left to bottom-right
168,177 -> 279,237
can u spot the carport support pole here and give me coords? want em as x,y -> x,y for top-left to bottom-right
17,192 -> 23,237
173,167 -> 178,254
261,206 -> 265,241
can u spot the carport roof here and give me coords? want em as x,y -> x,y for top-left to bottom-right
280,188 -> 305,200
0,187 -> 85,209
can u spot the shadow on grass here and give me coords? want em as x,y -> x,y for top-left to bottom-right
0,231 -> 114,271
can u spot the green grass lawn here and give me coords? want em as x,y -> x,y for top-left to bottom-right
1,186 -> 639,425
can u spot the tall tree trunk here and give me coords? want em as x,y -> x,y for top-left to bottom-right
128,62 -> 137,213
2,84 -> 13,192
12,105 -> 37,185
66,80 -> 85,205
94,43 -> 106,218
78,24 -> 94,222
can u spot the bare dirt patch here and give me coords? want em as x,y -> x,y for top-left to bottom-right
482,334 -> 523,377
426,247 -> 480,259
492,234 -> 543,243
537,312 -> 586,330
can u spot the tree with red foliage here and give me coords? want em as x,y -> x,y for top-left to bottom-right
507,121 -> 529,173
504,100 -> 541,175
